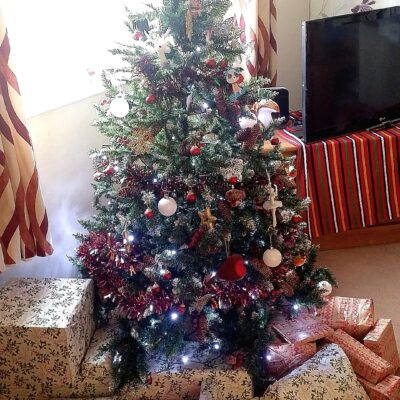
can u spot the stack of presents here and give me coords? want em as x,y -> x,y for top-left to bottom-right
0,278 -> 399,400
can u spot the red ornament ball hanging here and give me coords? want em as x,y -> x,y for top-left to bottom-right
133,30 -> 143,40
217,254 -> 247,281
289,169 -> 298,178
292,214 -> 303,224
177,304 -> 186,314
190,145 -> 201,156
162,271 -> 172,280
151,283 -> 160,294
271,137 -> 280,146
293,255 -> 306,267
146,94 -> 156,104
186,191 -> 196,203
205,58 -> 216,68
228,176 -> 238,184
144,208 -> 155,219
218,60 -> 228,69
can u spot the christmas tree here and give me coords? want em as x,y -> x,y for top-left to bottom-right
74,0 -> 335,394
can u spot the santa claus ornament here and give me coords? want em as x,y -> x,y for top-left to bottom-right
217,254 -> 247,281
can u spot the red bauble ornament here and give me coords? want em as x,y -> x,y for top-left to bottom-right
289,169 -> 298,178
190,145 -> 201,156
145,208 -> 155,219
133,30 -> 143,40
228,176 -> 238,184
177,304 -> 186,314
292,214 -> 302,224
103,165 -> 115,176
217,254 -> 247,281
151,283 -> 160,294
218,60 -> 228,69
271,137 -> 280,145
186,191 -> 196,203
293,255 -> 306,267
146,94 -> 156,104
205,58 -> 216,68
163,271 -> 172,280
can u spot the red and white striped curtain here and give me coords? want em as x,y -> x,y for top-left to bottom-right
231,0 -> 278,84
0,9 -> 53,271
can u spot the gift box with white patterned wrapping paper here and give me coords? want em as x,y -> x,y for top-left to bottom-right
364,319 -> 400,371
321,296 -> 374,339
0,278 -> 95,398
118,342 -> 252,400
262,344 -> 369,400
326,329 -> 395,384
358,374 -> 400,400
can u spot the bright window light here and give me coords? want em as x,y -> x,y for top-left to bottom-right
1,0 -> 162,117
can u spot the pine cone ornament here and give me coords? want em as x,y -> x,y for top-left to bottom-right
217,200 -> 232,222
188,226 -> 207,249
280,281 -> 294,297
242,125 -> 261,151
178,140 -> 192,156
286,270 -> 300,286
235,128 -> 253,142
243,215 -> 257,231
215,88 -> 227,117
251,258 -> 272,279
196,313 -> 209,342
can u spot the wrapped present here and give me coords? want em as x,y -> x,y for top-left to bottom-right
321,296 -> 374,339
326,329 -> 395,384
118,342 -> 252,400
358,375 -> 400,400
272,314 -> 333,344
48,324 -> 115,398
0,278 -> 95,397
199,370 -> 253,400
364,319 -> 400,370
262,344 -> 369,400
266,342 -> 317,379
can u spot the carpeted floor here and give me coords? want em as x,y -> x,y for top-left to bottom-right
317,241 -> 400,346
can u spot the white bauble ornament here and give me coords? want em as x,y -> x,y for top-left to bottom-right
262,248 -> 282,268
239,116 -> 257,130
317,281 -> 333,296
158,196 -> 177,217
109,95 -> 130,118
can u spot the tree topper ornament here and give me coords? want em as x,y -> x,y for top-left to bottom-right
144,29 -> 174,66
263,184 -> 282,227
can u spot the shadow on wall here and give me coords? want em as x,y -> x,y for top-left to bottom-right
0,93 -> 106,285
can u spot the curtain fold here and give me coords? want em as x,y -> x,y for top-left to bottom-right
0,9 -> 53,271
231,0 -> 278,84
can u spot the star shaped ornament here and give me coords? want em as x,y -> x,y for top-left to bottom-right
198,207 -> 217,231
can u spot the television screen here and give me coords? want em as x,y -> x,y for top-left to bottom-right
302,6 -> 400,143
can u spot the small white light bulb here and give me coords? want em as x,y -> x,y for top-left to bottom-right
128,235 -> 134,242
293,304 -> 300,311
171,250 -> 177,255
171,312 -> 179,321
182,355 -> 189,364
211,271 -> 216,277
213,343 -> 220,350
196,46 -> 201,52
266,354 -> 272,361
153,178 -> 158,183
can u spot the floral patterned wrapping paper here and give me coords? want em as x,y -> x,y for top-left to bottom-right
326,329 -> 395,384
261,344 -> 369,400
0,278 -> 95,398
265,342 -> 317,379
321,296 -> 375,339
357,374 -> 400,400
118,342 -> 252,400
364,319 -> 400,370
272,314 -> 334,344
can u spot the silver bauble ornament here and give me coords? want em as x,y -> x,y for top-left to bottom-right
158,196 -> 177,217
317,281 -> 333,296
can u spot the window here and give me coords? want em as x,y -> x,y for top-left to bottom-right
1,0 -> 161,117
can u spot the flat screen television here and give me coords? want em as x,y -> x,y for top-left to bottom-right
302,6 -> 400,143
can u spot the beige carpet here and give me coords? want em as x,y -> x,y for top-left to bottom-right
317,242 -> 400,346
